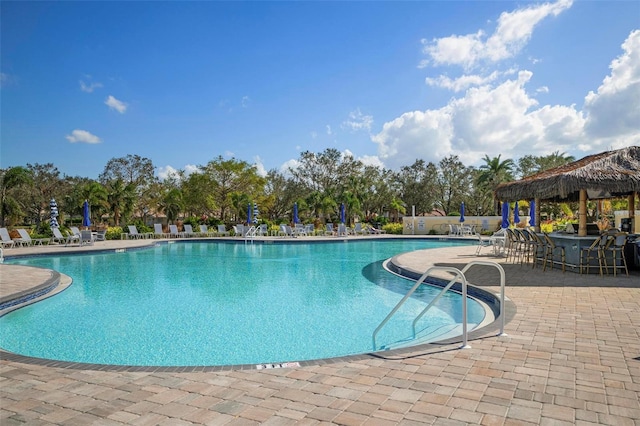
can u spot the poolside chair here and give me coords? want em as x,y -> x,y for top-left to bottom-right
217,224 -> 230,236
337,223 -> 348,237
80,230 -> 94,245
94,229 -> 106,242
51,227 -> 81,246
17,228 -> 49,246
0,228 -> 16,248
293,224 -> 307,237
324,223 -> 336,236
199,224 -> 216,237
279,224 -> 294,237
182,224 -> 196,238
127,225 -> 146,239
154,223 -> 168,238
367,225 -> 386,234
256,224 -> 268,236
232,224 -> 245,237
168,224 -> 183,238
354,223 -> 366,235
474,232 -> 493,255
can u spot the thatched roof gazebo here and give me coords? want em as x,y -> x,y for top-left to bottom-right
495,146 -> 640,236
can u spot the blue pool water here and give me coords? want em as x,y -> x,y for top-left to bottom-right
0,239 -> 486,366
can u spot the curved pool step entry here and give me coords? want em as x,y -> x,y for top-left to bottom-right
373,261 -> 506,351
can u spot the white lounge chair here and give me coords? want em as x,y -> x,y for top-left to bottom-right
324,223 -> 336,236
233,224 -> 245,237
199,224 -> 216,236
168,224 -> 183,238
17,228 -> 49,245
94,230 -> 106,241
0,228 -> 16,248
51,227 -> 81,246
354,223 -> 366,235
337,223 -> 348,237
127,225 -> 146,239
293,224 -> 307,237
154,223 -> 168,238
217,225 -> 230,236
183,224 -> 196,237
279,224 -> 294,237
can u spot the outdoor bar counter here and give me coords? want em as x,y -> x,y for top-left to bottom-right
543,232 -> 598,273
543,231 -> 640,274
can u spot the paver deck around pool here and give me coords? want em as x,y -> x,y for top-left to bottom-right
1,236 -> 639,425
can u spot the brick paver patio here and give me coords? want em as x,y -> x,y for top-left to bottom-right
1,237 -> 638,425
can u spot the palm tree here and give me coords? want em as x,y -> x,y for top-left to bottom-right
477,155 -> 515,215
106,178 -> 136,226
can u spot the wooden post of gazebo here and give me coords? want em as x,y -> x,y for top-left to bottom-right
534,197 -> 540,232
578,189 -> 587,237
630,192 -> 638,233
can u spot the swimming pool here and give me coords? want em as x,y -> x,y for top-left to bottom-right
0,239 -> 487,367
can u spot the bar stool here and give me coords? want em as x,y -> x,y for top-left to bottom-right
602,233 -> 629,276
542,233 -> 566,272
579,234 -> 607,276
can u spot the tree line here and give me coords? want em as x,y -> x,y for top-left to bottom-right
0,149 -> 578,229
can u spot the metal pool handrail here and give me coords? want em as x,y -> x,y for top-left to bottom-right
372,261 -> 506,351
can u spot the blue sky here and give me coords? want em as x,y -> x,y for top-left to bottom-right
1,0 -> 639,180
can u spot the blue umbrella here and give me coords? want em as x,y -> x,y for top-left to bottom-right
50,199 -> 59,228
529,199 -> 536,227
253,203 -> 259,224
82,200 -> 91,228
340,203 -> 345,224
459,202 -> 465,223
293,203 -> 299,224
513,201 -> 520,225
501,202 -> 510,228
247,203 -> 252,224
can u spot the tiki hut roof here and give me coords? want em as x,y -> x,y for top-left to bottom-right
495,146 -> 640,202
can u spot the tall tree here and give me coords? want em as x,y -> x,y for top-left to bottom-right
397,159 -> 439,216
0,166 -> 33,226
435,155 -> 473,216
201,156 -> 265,222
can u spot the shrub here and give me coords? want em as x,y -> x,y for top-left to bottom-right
105,226 -> 123,240
383,223 -> 404,234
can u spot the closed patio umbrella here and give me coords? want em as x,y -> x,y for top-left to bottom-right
513,201 -> 520,225
253,203 -> 259,224
501,202 -> 510,228
50,199 -> 59,228
340,203 -> 345,224
459,202 -> 465,223
247,203 -> 251,225
529,199 -> 536,227
82,200 -> 91,229
293,203 -> 299,224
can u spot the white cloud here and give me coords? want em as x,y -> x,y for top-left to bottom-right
342,108 -> 374,132
372,70 -> 589,170
105,95 -> 127,113
280,158 -> 300,176
583,30 -> 640,147
326,125 -> 333,136
79,79 -> 103,93
242,96 -> 250,108
253,156 -> 267,177
184,164 -> 199,175
157,164 -> 199,180
224,150 -> 234,157
66,129 -> 101,144
421,0 -> 573,70
157,165 -> 179,180
426,71 -> 503,92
